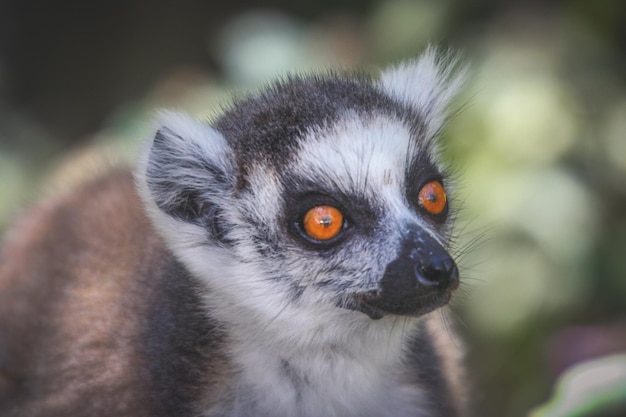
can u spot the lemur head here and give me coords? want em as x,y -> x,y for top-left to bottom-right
136,49 -> 464,324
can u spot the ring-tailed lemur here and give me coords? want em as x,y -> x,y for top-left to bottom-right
0,49 -> 467,417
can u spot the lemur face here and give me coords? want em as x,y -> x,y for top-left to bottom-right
281,114 -> 458,319
137,50 -> 463,323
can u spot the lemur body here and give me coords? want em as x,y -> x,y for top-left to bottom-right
0,50 -> 466,417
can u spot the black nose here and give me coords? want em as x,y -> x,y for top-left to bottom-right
415,255 -> 459,289
358,227 -> 459,318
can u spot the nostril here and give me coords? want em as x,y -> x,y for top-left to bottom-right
415,264 -> 442,287
415,257 -> 458,289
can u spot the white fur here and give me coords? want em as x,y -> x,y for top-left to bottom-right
379,47 -> 465,140
293,112 -> 446,245
163,225 -> 429,416
136,112 -> 436,417
134,51 -> 463,416
135,111 -> 236,257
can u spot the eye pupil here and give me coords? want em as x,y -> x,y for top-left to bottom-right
418,181 -> 447,215
303,206 -> 344,241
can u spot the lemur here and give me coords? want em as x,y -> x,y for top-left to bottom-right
0,49 -> 467,417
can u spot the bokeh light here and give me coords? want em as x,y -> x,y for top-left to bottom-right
1,1 -> 625,416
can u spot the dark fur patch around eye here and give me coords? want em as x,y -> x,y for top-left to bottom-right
281,176 -> 381,251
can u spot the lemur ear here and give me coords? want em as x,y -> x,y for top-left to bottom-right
136,111 -> 236,224
379,48 -> 465,135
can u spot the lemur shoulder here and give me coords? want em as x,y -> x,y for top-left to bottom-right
0,49 -> 468,417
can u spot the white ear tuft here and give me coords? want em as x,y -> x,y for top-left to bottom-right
379,47 -> 466,134
135,111 -> 236,223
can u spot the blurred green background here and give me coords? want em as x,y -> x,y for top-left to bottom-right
1,1 -> 625,416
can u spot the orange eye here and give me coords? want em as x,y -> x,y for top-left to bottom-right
418,181 -> 447,215
302,206 -> 344,241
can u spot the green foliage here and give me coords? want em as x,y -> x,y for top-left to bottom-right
1,1 -> 625,415
531,355 -> 626,417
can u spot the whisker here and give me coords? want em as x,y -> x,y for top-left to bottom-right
445,304 -> 470,333
386,316 -> 400,362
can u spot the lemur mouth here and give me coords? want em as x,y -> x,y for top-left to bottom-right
347,289 -> 455,320
344,226 -> 459,320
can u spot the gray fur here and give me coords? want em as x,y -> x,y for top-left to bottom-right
134,49 -> 466,417
0,49 -> 467,417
